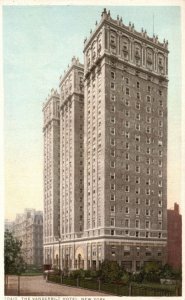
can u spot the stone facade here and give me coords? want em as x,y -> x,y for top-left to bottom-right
43,9 -> 168,272
13,209 -> 43,266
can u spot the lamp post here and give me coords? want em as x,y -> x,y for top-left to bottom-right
55,234 -> 62,273
58,237 -> 61,273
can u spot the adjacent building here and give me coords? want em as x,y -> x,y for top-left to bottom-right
5,219 -> 14,233
43,9 -> 169,272
13,209 -> 43,266
167,203 -> 182,270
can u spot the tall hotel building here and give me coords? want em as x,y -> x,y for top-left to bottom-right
43,89 -> 60,264
43,9 -> 168,272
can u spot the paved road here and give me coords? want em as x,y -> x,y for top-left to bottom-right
5,275 -> 109,296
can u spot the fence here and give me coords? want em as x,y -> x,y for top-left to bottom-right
47,274 -> 178,296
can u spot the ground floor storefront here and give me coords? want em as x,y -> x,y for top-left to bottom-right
44,238 -> 167,272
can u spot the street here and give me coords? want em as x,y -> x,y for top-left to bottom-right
5,275 -> 109,296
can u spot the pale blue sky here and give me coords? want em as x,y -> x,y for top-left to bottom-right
3,5 -> 181,219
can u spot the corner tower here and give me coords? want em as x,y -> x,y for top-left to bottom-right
59,57 -> 84,270
43,89 -> 60,265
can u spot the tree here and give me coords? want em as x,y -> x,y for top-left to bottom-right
100,260 -> 122,283
4,230 -> 26,276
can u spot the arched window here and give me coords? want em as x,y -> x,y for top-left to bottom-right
146,48 -> 153,70
135,43 -> 142,65
122,37 -> 129,60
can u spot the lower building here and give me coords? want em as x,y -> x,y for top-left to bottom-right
167,203 -> 182,270
13,209 -> 43,266
5,219 -> 14,233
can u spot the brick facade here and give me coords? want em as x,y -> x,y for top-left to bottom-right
43,9 -> 168,272
167,203 -> 182,270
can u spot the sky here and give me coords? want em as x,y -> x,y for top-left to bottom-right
3,4 -> 182,220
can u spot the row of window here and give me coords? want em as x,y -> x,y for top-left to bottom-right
110,72 -> 163,94
110,193 -> 163,205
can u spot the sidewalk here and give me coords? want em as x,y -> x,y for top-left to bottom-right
5,275 -> 110,296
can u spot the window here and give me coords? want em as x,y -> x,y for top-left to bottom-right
110,194 -> 115,201
159,120 -> 163,127
158,109 -> 163,116
126,164 -> 130,171
146,137 -> 151,144
125,219 -> 129,227
136,166 -> 140,173
135,102 -> 140,110
110,149 -> 115,157
111,71 -> 115,79
146,126 -> 151,134
146,148 -> 151,154
146,209 -> 150,216
111,106 -> 115,113
110,127 -> 115,135
110,205 -> 115,212
110,116 -> 115,124
126,174 -> 129,182
146,116 -> 151,123
125,207 -> 129,214
110,161 -> 115,168
110,173 -> 115,180
135,188 -> 140,194
111,95 -> 115,102
146,95 -> 151,103
159,90 -> 162,96
125,110 -> 130,117
136,113 -> 140,120
137,92 -> 140,100
110,218 -> 115,226
146,157 -> 150,164
148,85 -> 151,92
111,183 -> 115,190
136,145 -> 140,151
125,78 -> 129,84
136,177 -> 140,184
125,132 -> 130,139
110,138 -> 115,146
158,200 -> 162,207
159,100 -> 163,106
126,142 -> 129,149
146,106 -> 151,113
146,178 -> 150,185
111,82 -> 115,90
126,153 -> 129,160
125,120 -> 130,128
125,186 -> 130,192
137,81 -> 140,88
135,135 -> 140,142
126,87 -> 130,95
135,197 -> 140,204
146,189 -> 150,195
125,196 -> 129,203
145,221 -> 150,229
135,220 -> 140,228
158,190 -> 162,197
135,155 -> 140,162
158,180 -> 162,187
145,199 -> 150,205
135,123 -> 140,131
136,208 -> 140,215
125,99 -> 130,106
